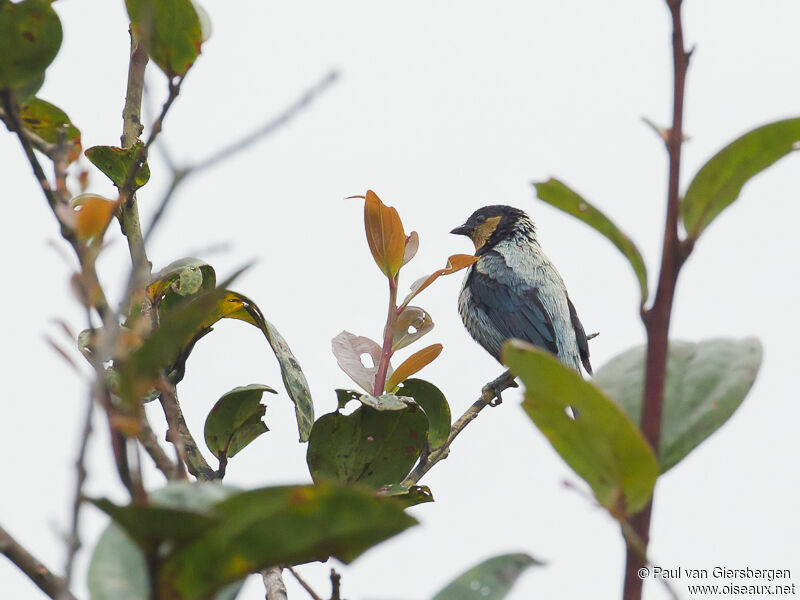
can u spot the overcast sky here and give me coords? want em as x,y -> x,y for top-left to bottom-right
2,1 -> 799,599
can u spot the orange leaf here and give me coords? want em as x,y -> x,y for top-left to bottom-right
72,194 -> 118,242
400,254 -> 480,309
385,343 -> 442,392
363,190 -> 406,279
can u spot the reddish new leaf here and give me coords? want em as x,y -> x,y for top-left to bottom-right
385,343 -> 442,392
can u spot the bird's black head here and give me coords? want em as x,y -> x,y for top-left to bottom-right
450,205 -> 535,254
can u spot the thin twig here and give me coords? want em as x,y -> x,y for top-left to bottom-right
262,566 -> 288,600
287,566 -> 323,600
60,393 -> 94,599
402,370 -> 518,486
144,69 -> 340,243
0,524 -> 77,600
329,569 -> 341,600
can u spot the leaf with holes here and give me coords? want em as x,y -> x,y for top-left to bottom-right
306,402 -> 428,488
0,0 -> 62,90
681,118 -> 800,239
392,306 -> 434,350
432,553 -> 543,600
360,189 -> 407,279
19,98 -> 81,161
395,378 -> 450,449
401,254 -> 479,309
594,338 -> 762,472
385,344 -> 442,392
85,143 -> 150,190
126,0 -> 203,78
533,178 -> 648,305
332,331 -> 391,394
504,341 -> 658,518
160,483 -> 417,600
204,384 -> 276,462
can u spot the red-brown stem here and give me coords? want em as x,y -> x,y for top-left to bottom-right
373,277 -> 399,395
623,1 -> 690,598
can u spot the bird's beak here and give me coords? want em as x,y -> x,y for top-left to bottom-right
450,223 -> 472,236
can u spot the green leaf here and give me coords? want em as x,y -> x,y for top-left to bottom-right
593,338 -> 762,472
377,483 -> 434,508
307,403 -> 428,488
88,483 -> 240,600
125,0 -> 203,78
681,119 -> 800,239
503,341 -> 658,518
88,498 -> 217,552
533,178 -> 649,305
0,0 -> 62,90
432,553 -> 542,600
204,384 -> 276,460
160,483 -> 417,600
395,378 -> 450,449
85,143 -> 150,190
19,97 -> 81,161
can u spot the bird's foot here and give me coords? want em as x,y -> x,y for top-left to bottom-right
482,370 -> 518,407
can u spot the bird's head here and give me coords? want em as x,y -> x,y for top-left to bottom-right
450,205 -> 535,253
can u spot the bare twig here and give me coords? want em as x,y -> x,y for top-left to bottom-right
0,525 -> 77,600
329,569 -> 341,600
402,370 -> 518,486
60,394 -> 94,599
624,1 -> 692,598
262,566 -> 288,600
287,567 -> 323,600
144,69 -> 340,243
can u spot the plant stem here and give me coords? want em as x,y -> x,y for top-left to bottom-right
119,29 -> 151,278
623,1 -> 691,598
373,278 -> 398,395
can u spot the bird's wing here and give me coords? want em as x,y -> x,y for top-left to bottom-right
567,296 -> 593,375
468,252 -> 558,356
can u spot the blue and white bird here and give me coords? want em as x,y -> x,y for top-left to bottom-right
451,205 -> 592,377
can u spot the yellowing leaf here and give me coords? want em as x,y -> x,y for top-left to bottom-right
385,343 -> 442,392
400,254 -> 479,309
72,194 -> 118,242
362,190 -> 406,279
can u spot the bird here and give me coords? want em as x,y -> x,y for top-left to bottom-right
451,205 -> 592,395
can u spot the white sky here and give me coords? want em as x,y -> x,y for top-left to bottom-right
1,1 -> 799,599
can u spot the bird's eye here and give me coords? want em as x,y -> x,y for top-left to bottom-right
475,215 -> 486,224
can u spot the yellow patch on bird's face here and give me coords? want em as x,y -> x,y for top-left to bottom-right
471,216 -> 502,250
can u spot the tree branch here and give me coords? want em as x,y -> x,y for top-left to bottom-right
118,29 -> 151,277
329,568 -> 341,600
158,380 -> 215,481
0,525 -> 77,600
402,370 -> 517,486
262,566 -> 288,600
624,1 -> 692,598
137,413 -> 180,480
